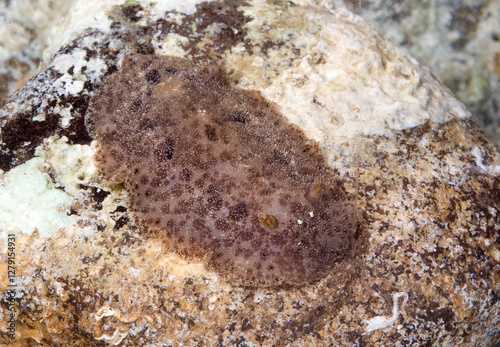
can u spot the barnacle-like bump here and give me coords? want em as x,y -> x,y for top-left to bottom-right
258,213 -> 279,229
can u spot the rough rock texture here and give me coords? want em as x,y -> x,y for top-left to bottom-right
0,0 -> 78,104
332,0 -> 500,145
3,0 -> 500,144
0,0 -> 499,346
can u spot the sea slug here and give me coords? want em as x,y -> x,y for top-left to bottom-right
85,53 -> 356,286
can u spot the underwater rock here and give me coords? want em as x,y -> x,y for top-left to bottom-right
0,0 -> 498,346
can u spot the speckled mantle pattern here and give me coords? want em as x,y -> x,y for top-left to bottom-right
0,0 -> 499,346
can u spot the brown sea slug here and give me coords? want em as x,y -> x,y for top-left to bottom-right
85,53 -> 356,286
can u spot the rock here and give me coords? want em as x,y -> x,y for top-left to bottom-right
0,0 -> 499,346
331,0 -> 500,146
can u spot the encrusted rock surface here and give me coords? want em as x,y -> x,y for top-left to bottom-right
0,0 -> 499,346
332,0 -> 500,145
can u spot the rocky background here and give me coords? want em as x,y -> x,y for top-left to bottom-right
1,0 -> 500,144
0,0 -> 499,346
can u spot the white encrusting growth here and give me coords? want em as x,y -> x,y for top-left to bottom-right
364,292 -> 408,332
0,157 -> 76,241
230,4 -> 469,141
